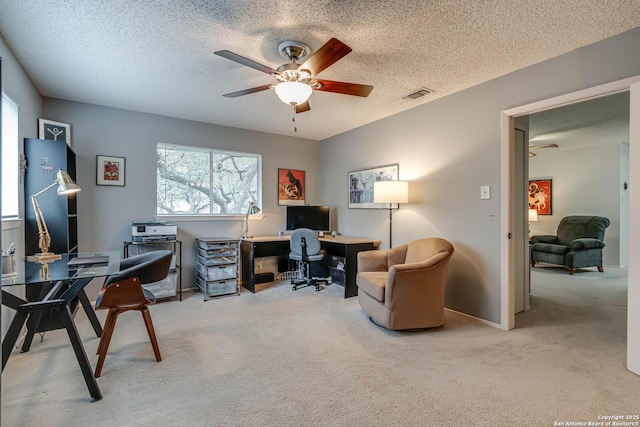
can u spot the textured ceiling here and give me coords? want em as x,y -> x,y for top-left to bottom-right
1,1 -> 639,140
528,91 -> 630,153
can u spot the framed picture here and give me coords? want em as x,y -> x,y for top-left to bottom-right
528,178 -> 552,215
96,155 -> 126,186
278,168 -> 305,205
348,163 -> 399,209
38,118 -> 71,146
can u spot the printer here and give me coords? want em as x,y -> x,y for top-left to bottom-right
131,221 -> 177,242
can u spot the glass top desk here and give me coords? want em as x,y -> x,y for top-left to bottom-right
1,251 -> 121,401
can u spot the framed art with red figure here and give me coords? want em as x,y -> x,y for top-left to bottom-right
278,168 -> 305,206
528,178 -> 552,215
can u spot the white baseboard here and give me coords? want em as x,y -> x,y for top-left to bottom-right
445,307 -> 503,329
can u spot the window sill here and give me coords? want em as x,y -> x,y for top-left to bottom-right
2,218 -> 23,231
156,214 -> 264,222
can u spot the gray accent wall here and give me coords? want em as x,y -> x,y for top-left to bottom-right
319,27 -> 640,324
42,99 -> 321,298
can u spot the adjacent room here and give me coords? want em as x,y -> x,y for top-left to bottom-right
2,2 -> 640,426
515,93 -> 630,374
518,92 -> 629,319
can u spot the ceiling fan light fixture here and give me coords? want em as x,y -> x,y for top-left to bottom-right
274,81 -> 312,106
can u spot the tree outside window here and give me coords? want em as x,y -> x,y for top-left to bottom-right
156,143 -> 261,215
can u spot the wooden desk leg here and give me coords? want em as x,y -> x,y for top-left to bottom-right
2,290 -> 29,370
343,246 -> 359,298
58,304 -> 102,400
2,308 -> 28,370
20,309 -> 44,352
241,241 -> 256,293
342,243 -> 376,298
78,289 -> 102,337
21,282 -> 55,352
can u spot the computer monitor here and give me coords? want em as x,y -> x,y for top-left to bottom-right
285,205 -> 331,232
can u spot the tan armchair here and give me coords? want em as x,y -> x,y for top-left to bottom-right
356,238 -> 454,331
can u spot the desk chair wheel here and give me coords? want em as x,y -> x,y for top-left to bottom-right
292,277 -> 325,292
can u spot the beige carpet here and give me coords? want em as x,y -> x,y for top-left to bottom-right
2,267 -> 639,426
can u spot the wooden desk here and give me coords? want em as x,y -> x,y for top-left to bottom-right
240,235 -> 380,298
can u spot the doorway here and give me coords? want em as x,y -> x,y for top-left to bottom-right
516,92 -> 629,313
499,76 -> 640,375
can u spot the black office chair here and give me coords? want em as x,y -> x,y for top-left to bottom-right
289,228 -> 328,291
93,250 -> 173,378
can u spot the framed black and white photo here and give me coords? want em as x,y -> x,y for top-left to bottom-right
38,118 -> 71,146
96,155 -> 126,186
348,163 -> 399,209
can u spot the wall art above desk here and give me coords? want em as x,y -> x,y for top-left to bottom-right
348,163 -> 398,209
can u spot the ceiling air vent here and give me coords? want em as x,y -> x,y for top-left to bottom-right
402,87 -> 434,100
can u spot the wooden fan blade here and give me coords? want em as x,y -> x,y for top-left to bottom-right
300,38 -> 352,76
294,101 -> 311,113
222,84 -> 272,98
214,50 -> 280,76
315,79 -> 374,97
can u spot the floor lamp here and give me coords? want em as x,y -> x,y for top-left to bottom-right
241,202 -> 261,239
374,181 -> 409,248
27,169 -> 81,262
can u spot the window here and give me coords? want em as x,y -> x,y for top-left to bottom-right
157,142 -> 261,216
2,92 -> 19,218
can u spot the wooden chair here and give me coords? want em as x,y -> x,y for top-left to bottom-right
94,250 -> 173,378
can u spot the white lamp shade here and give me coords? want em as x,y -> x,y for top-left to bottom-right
274,81 -> 313,105
528,208 -> 539,222
56,169 -> 81,195
374,181 -> 409,204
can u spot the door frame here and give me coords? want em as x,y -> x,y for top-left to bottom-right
500,76 -> 640,375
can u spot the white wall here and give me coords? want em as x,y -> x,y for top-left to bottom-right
42,98 -> 321,298
528,143 -> 628,267
0,35 -> 42,258
627,81 -> 640,375
620,143 -> 630,267
1,35 -> 42,337
320,27 -> 640,324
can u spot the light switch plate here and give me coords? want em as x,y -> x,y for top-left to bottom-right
480,185 -> 491,200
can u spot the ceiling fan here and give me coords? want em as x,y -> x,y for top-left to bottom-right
214,38 -> 374,113
528,143 -> 558,157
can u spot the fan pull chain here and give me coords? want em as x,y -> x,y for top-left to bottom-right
292,116 -> 297,133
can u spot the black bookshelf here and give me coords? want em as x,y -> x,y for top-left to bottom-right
24,138 -> 78,256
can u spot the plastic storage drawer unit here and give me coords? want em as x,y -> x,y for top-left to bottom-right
195,238 -> 240,300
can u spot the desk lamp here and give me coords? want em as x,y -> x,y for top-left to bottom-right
374,181 -> 409,248
27,169 -> 81,262
242,202 -> 261,239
